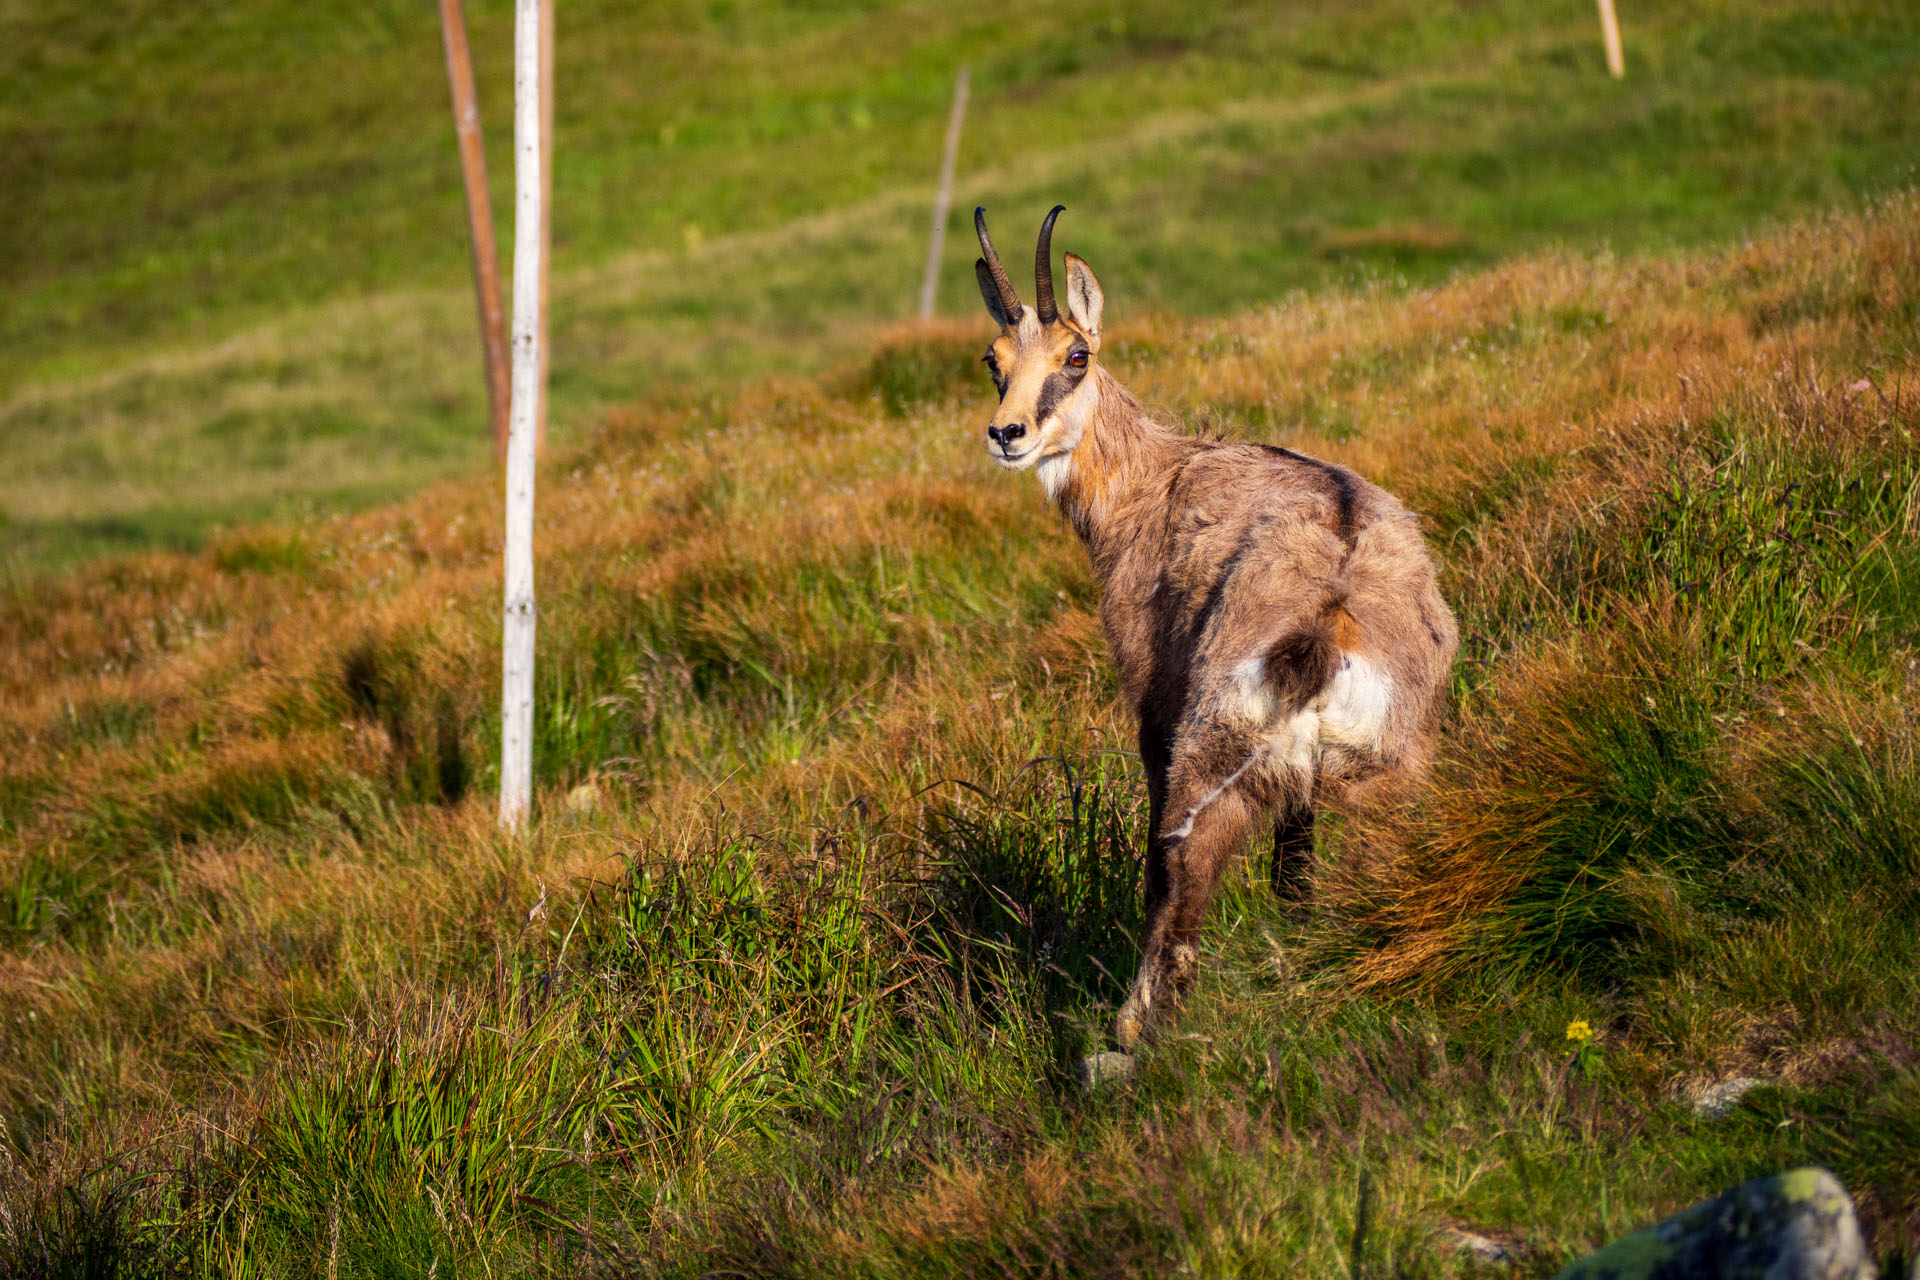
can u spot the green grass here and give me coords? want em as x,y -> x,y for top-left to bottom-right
5,0 -> 1920,572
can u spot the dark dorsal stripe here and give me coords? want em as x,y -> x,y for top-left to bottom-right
1261,445 -> 1358,547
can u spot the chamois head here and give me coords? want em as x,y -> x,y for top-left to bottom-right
974,205 -> 1106,471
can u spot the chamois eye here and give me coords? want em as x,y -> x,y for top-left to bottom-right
1067,350 -> 1089,369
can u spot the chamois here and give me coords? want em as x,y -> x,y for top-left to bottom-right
972,207 -> 1458,1048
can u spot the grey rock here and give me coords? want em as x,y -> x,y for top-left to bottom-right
1553,1167 -> 1872,1280
1690,1076 -> 1766,1120
1076,1051 -> 1134,1089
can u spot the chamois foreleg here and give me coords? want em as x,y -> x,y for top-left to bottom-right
1121,717 -> 1172,1049
1116,734 -> 1266,1048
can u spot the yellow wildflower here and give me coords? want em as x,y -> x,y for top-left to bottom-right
1565,1019 -> 1594,1044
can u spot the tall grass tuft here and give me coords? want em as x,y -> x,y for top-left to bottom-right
231,983 -> 607,1262
1338,612 -> 1745,993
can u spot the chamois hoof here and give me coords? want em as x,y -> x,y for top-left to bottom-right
1116,965 -> 1181,1048
1114,993 -> 1151,1049
1076,1051 -> 1134,1089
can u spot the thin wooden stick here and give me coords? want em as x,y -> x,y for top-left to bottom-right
1596,0 -> 1625,78
500,0 -> 544,833
918,66 -> 971,321
436,0 -> 511,464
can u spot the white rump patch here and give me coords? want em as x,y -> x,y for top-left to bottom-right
1227,655 -> 1274,723
1225,648 -> 1396,767
1165,651 -> 1397,843
1313,654 -> 1394,755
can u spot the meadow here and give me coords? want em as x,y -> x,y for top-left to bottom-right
5,0 -> 1920,1275
4,180 -> 1920,1271
4,0 -> 1918,572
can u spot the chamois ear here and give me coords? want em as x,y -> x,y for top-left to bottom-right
1063,252 -> 1104,347
975,259 -> 1013,330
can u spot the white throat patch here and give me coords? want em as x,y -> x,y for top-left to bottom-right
1037,452 -> 1073,500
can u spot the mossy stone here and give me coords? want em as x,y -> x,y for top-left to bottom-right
1554,1168 -> 1871,1280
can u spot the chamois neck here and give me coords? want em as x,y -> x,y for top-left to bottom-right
1050,369 -> 1194,572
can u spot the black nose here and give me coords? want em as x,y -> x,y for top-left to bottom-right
987,423 -> 1027,447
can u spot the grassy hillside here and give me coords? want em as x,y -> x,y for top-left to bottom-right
3,188 -> 1918,1274
4,0 -> 1918,571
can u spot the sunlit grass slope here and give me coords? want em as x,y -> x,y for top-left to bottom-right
3,192 -> 1918,1274
4,0 -> 1918,571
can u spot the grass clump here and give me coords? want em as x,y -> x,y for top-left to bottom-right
855,323 -> 987,418
231,986 -> 611,1265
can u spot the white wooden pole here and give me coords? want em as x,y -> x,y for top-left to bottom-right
917,66 -> 970,321
1596,0 -> 1625,78
500,0 -> 544,832
535,0 -> 553,452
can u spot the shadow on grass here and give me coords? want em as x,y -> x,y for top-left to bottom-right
917,756 -> 1148,1067
0,1163 -> 169,1280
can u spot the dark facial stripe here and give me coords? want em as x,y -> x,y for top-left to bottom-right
1033,368 -> 1081,426
983,353 -> 1009,400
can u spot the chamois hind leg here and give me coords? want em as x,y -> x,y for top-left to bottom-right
1270,793 -> 1315,903
1116,748 -> 1262,1049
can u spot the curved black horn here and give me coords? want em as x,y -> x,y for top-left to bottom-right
1033,204 -> 1065,324
975,207 -> 1022,319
